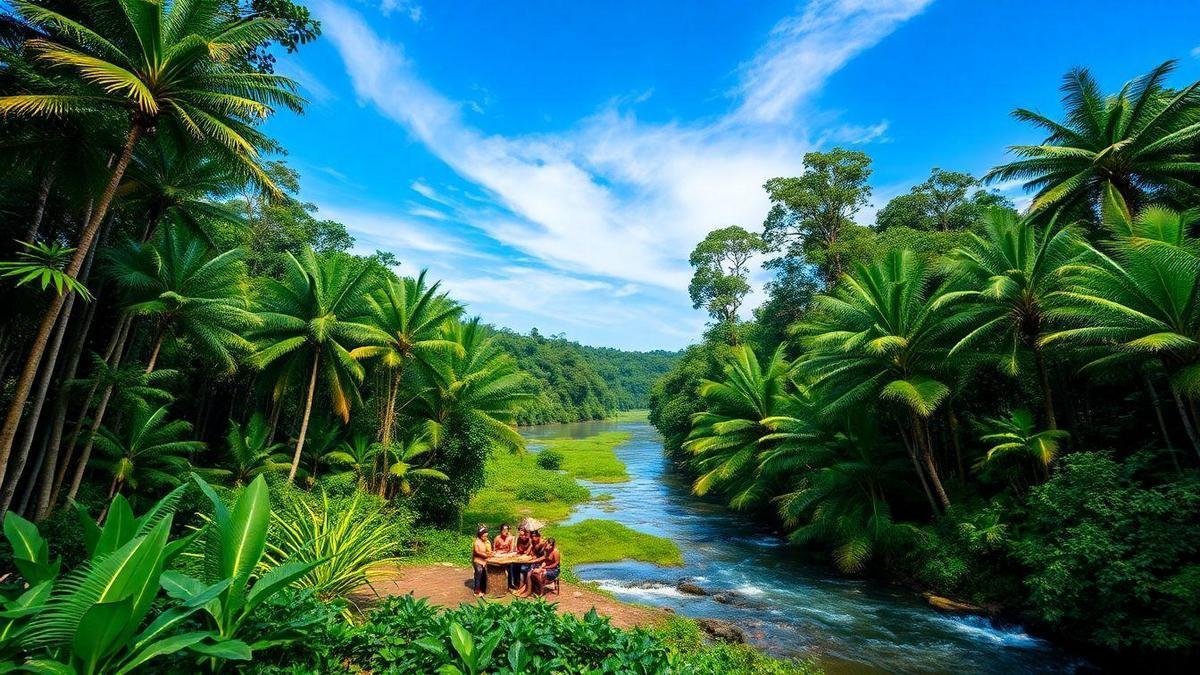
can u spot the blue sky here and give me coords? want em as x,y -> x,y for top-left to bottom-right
265,0 -> 1200,350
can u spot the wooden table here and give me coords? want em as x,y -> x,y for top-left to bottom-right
484,554 -> 535,598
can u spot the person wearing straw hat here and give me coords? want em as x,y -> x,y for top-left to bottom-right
472,525 -> 492,597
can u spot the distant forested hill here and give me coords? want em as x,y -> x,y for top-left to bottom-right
486,328 -> 681,425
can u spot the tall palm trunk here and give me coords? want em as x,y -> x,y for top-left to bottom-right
288,350 -> 321,483
25,163 -> 56,242
896,418 -> 938,515
1169,385 -> 1200,459
0,125 -> 141,485
145,328 -> 166,373
916,416 -> 951,510
0,229 -> 102,516
50,314 -> 131,510
1034,347 -> 1057,430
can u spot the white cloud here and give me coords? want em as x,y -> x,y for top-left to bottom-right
732,0 -> 933,124
310,0 -> 926,346
379,0 -> 422,22
274,60 -> 334,105
408,206 -> 449,220
1191,45 -> 1200,59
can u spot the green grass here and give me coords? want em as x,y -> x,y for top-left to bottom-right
540,431 -> 632,483
554,519 -> 682,566
609,409 -> 650,423
463,448 -> 590,529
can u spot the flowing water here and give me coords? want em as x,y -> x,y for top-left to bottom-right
522,418 -> 1086,674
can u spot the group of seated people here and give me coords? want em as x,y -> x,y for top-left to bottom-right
471,523 -> 560,598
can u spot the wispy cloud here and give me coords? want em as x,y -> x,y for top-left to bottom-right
275,60 -> 334,105
379,0 -> 422,22
309,0 -> 926,345
732,0 -> 933,125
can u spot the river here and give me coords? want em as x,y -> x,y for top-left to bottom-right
522,417 -> 1086,674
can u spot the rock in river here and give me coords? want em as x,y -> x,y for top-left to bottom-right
712,591 -> 767,609
695,618 -> 746,644
676,579 -> 709,596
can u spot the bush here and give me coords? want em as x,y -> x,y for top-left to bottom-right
536,448 -> 564,470
1013,452 -> 1200,651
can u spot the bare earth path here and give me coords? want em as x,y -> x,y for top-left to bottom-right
352,564 -> 672,630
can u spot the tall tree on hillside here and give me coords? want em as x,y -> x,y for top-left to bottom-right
875,168 -> 1014,231
688,225 -> 765,343
251,250 -> 380,482
986,61 -> 1200,216
762,148 -> 873,284
0,0 -> 302,485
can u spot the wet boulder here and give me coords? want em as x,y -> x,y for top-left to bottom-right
676,579 -> 709,596
712,591 -> 767,609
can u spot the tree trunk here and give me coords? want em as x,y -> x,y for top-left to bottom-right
0,125 -> 140,485
947,406 -> 964,478
16,433 -> 48,516
1169,385 -> 1200,459
0,293 -> 75,517
288,350 -> 321,483
896,419 -> 938,515
916,417 -> 952,510
1034,347 -> 1057,430
145,328 -> 165,373
25,163 -> 56,243
1142,374 -> 1182,472
0,234 -> 102,516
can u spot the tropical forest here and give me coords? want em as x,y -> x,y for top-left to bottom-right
0,1 -> 1197,673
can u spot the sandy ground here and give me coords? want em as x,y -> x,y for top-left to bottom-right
351,564 -> 672,630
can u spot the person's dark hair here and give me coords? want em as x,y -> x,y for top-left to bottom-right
532,530 -> 541,537
501,523 -> 510,531
546,537 -> 556,548
477,525 -> 488,536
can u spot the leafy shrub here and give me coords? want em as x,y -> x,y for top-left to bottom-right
238,588 -> 351,674
264,490 -> 403,600
337,595 -> 670,674
515,482 -> 552,502
1013,452 -> 1200,651
653,617 -> 819,675
536,448 -> 564,470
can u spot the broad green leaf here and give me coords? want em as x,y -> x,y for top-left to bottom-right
73,598 -> 133,673
223,476 -> 270,605
95,495 -> 136,557
244,559 -> 321,612
115,631 -> 212,675
189,638 -> 252,660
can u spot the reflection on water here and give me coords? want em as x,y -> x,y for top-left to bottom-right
522,419 -> 1085,674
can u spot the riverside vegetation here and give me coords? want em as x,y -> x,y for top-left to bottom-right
652,61 -> 1200,665
0,0 -> 1194,671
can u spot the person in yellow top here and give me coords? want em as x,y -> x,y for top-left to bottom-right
472,525 -> 492,597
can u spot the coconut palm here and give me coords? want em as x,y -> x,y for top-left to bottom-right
1042,200 -> 1200,456
986,61 -> 1200,215
216,413 -> 290,486
0,0 -> 302,481
795,249 -> 975,512
976,409 -> 1069,477
939,208 -> 1082,427
118,134 -> 254,242
92,403 -> 204,502
105,225 -> 257,373
411,318 -> 536,454
352,271 -> 463,449
250,250 -> 380,482
682,344 -> 793,507
382,433 -> 448,498
762,408 -> 917,574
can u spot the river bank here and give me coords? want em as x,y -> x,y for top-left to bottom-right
522,416 -> 1087,674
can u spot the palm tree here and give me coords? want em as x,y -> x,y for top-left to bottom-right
795,249 -> 971,513
939,209 -> 1082,427
320,432 -> 378,485
92,403 -> 203,502
411,318 -> 536,454
986,61 -> 1200,216
976,409 -> 1069,479
0,0 -> 302,483
250,250 -> 380,482
119,134 -> 254,242
1042,199 -> 1200,456
105,225 -> 257,373
682,344 -> 792,507
351,271 -> 463,449
761,408 -> 917,574
217,413 -> 289,486
384,434 -> 449,498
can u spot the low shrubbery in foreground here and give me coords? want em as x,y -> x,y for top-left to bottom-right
247,594 -> 818,675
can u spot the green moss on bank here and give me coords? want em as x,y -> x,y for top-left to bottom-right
542,431 -> 632,483
555,519 -> 682,566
